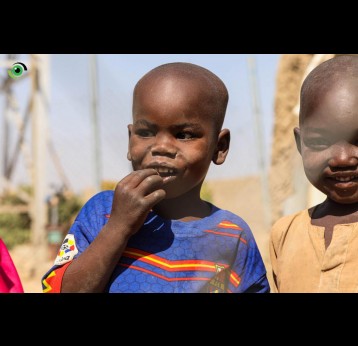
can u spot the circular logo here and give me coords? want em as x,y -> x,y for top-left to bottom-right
8,62 -> 28,79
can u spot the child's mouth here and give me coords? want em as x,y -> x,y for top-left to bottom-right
155,167 -> 175,177
330,175 -> 358,189
152,167 -> 177,184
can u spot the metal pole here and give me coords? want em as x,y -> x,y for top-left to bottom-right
247,55 -> 271,229
89,54 -> 101,192
1,54 -> 16,193
30,54 -> 49,252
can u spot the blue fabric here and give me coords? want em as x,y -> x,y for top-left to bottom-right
43,190 -> 270,293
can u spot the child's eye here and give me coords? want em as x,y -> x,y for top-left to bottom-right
305,138 -> 330,149
176,132 -> 195,140
136,129 -> 154,137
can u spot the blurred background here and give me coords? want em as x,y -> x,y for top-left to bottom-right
0,54 -> 337,292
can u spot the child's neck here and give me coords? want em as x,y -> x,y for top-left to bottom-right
153,193 -> 212,222
311,198 -> 358,249
313,199 -> 358,221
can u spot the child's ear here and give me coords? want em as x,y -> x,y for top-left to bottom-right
127,124 -> 133,161
212,129 -> 230,165
293,127 -> 302,155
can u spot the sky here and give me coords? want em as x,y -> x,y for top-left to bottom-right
1,54 -> 281,194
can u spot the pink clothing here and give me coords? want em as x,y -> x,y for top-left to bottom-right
0,239 -> 24,293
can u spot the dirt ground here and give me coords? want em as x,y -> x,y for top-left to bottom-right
9,243 -> 54,293
9,175 -> 274,293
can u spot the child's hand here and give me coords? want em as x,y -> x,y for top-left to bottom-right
107,169 -> 166,237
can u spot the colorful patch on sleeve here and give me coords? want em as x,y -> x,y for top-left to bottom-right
42,262 -> 72,293
54,234 -> 78,266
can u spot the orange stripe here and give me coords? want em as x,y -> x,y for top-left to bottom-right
125,247 -> 215,266
120,263 -> 211,282
204,230 -> 241,238
240,238 -> 247,244
123,248 -> 227,272
218,224 -> 242,230
229,270 -> 241,287
124,253 -> 218,272
218,221 -> 242,230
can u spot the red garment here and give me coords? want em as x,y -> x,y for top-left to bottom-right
0,239 -> 24,293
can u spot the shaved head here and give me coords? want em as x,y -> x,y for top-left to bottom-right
133,62 -> 229,133
299,55 -> 358,125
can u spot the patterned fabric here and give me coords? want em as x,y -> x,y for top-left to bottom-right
0,239 -> 24,293
42,191 -> 269,293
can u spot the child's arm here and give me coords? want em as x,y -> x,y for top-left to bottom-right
60,168 -> 165,293
236,242 -> 270,293
268,213 -> 298,293
269,232 -> 279,293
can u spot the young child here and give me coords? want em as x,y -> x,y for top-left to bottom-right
42,62 -> 269,293
0,239 -> 24,293
270,55 -> 358,293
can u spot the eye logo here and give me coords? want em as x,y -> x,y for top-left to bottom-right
8,62 -> 27,79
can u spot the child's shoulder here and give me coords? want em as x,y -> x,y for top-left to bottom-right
86,190 -> 115,203
78,190 -> 115,216
82,190 -> 114,207
70,190 -> 115,231
209,204 -> 252,232
270,207 -> 313,241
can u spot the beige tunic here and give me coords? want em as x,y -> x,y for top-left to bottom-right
269,207 -> 358,293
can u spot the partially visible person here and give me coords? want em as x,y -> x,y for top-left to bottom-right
0,239 -> 24,293
270,55 -> 358,293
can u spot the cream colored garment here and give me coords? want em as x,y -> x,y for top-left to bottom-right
270,207 -> 358,293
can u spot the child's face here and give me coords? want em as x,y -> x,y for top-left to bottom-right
295,81 -> 358,204
128,76 -> 224,199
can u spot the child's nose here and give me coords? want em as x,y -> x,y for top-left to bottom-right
328,142 -> 358,168
151,134 -> 177,158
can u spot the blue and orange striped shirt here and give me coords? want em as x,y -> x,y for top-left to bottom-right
42,190 -> 269,293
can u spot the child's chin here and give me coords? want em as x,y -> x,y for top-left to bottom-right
330,191 -> 358,204
162,186 -> 184,200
